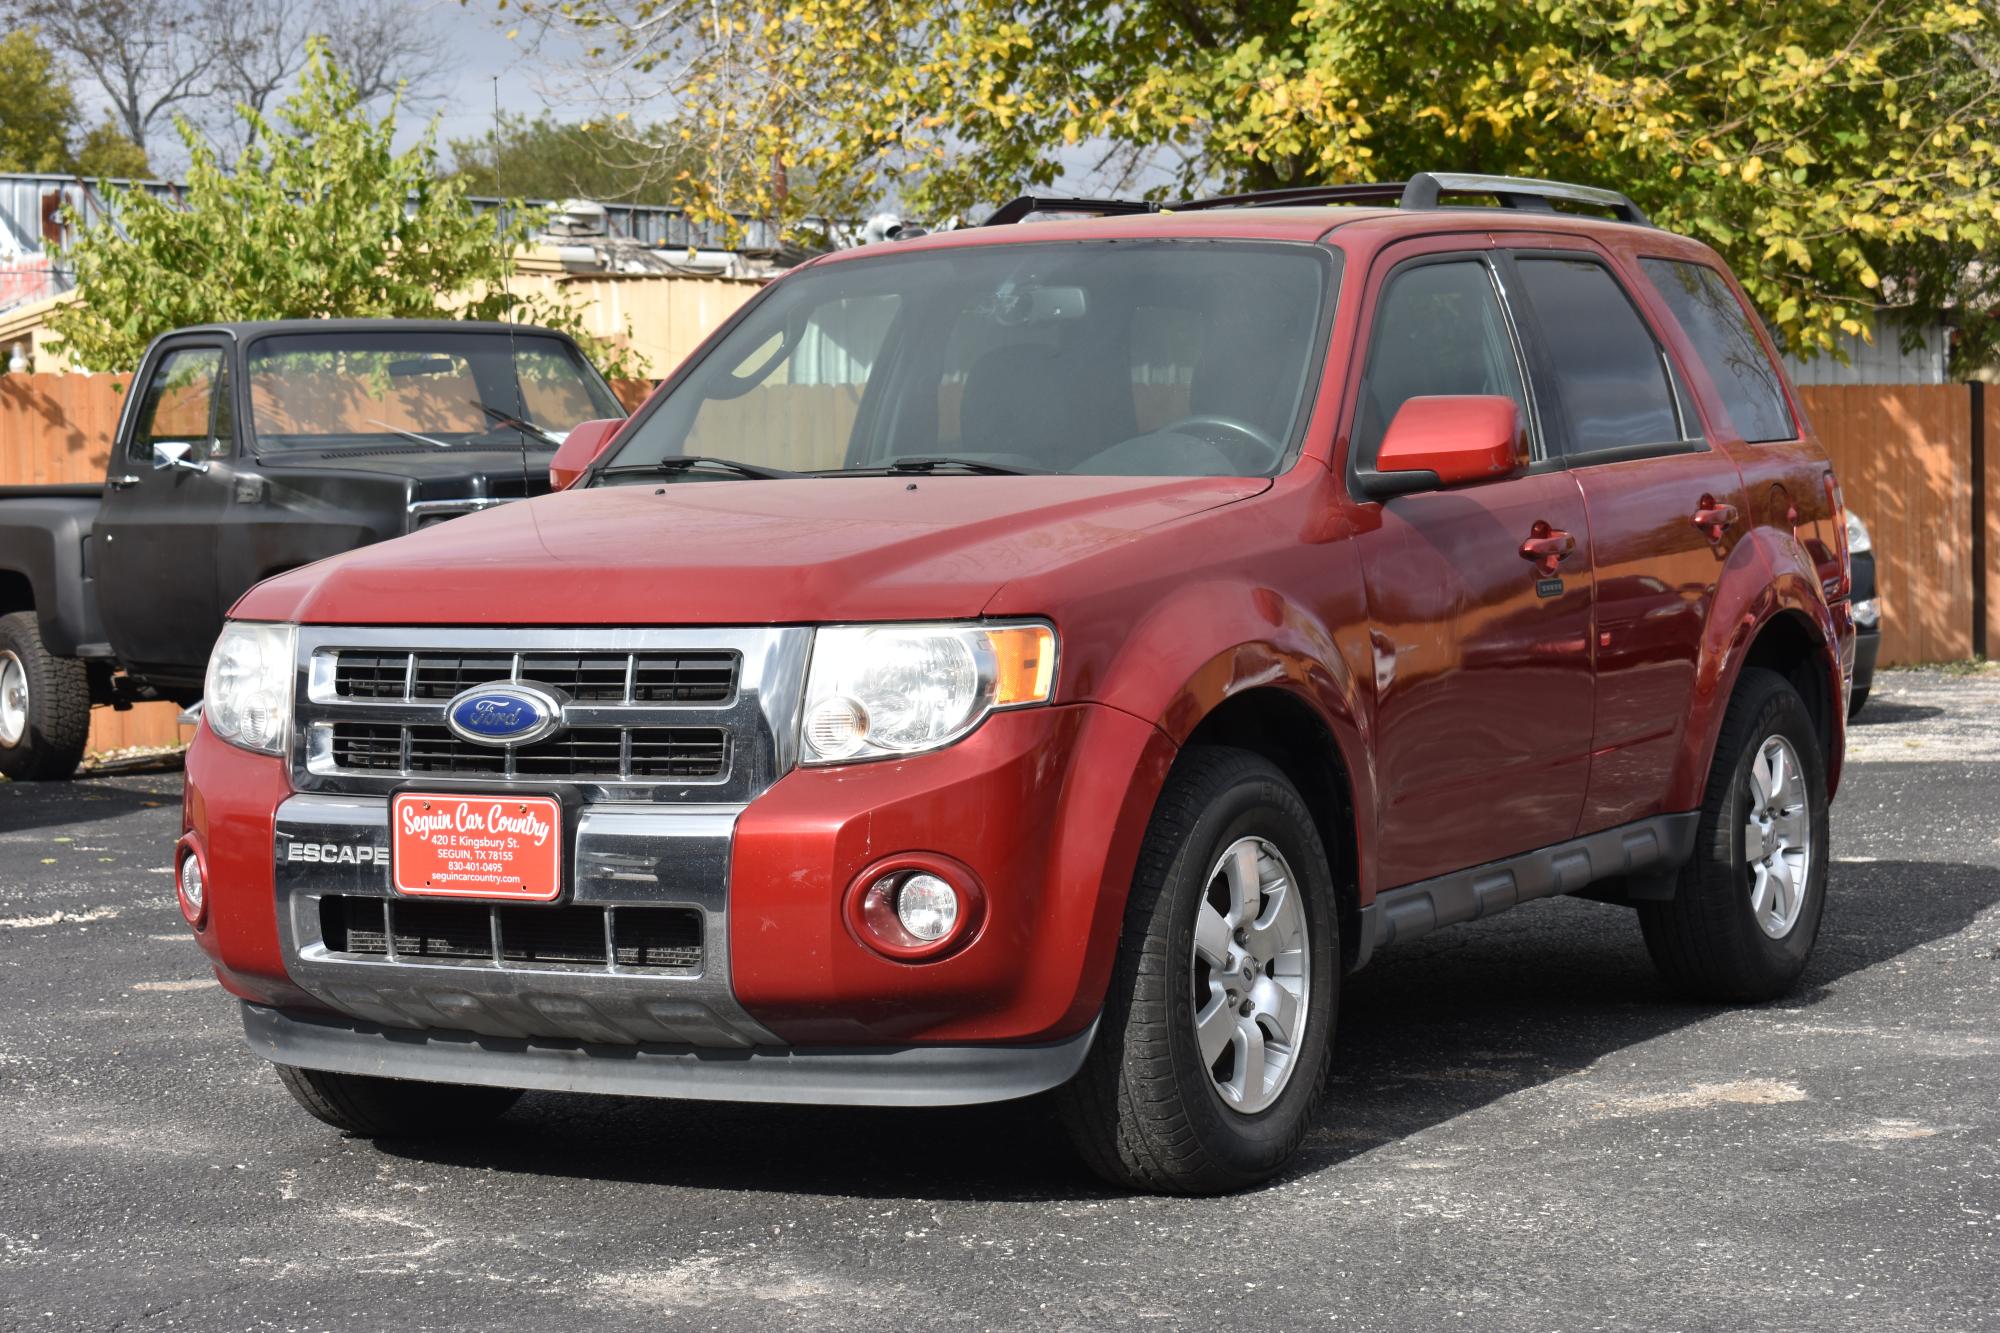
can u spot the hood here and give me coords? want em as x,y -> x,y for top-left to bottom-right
235,473 -> 1269,626
256,446 -> 546,486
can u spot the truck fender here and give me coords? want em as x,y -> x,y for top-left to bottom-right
0,498 -> 106,657
1671,525 -> 1844,809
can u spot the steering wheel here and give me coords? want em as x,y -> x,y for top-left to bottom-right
1155,414 -> 1285,471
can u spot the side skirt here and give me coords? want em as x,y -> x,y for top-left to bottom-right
1352,812 -> 1699,969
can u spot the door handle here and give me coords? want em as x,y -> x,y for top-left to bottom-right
107,474 -> 141,490
1691,497 -> 1738,544
1519,522 -> 1576,577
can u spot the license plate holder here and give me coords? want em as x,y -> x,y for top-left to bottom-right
390,791 -> 565,902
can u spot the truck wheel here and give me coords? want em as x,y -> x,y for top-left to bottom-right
1059,746 -> 1338,1194
273,1064 -> 522,1137
0,611 -> 90,782
1639,667 -> 1829,1002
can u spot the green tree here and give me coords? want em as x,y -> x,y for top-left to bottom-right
47,42 -> 635,376
527,0 -> 2000,370
0,26 -> 153,178
0,27 -> 81,173
73,118 -> 152,178
449,112 -> 702,205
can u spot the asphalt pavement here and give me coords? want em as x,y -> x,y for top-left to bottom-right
3,668 -> 1997,1332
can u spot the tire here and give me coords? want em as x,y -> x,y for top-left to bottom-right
273,1064 -> 523,1137
1058,746 -> 1339,1194
0,610 -> 90,782
1639,667 -> 1830,1002
1846,684 -> 1869,720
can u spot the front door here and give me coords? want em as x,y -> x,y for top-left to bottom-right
1498,245 -> 1752,832
95,340 -> 238,687
1347,249 -> 1597,889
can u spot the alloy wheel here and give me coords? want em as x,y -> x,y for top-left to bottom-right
1189,835 -> 1311,1114
1744,734 -> 1811,939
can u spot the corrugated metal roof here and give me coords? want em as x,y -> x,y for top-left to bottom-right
0,171 -> 784,313
1781,311 -> 1950,386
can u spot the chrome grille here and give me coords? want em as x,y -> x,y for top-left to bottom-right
331,649 -> 739,703
327,722 -> 730,780
292,627 -> 811,804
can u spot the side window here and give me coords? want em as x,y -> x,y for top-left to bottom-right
130,346 -> 226,462
1511,257 -> 1681,454
1353,260 -> 1534,467
1640,258 -> 1796,443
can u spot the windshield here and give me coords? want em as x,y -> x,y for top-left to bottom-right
600,240 -> 1333,481
244,329 -> 623,452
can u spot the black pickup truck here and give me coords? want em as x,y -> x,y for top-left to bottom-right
0,319 -> 626,779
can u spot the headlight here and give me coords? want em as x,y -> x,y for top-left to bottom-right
801,623 -> 1056,764
203,622 -> 295,755
1845,510 -> 1872,555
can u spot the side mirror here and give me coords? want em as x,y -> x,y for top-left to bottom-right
152,440 -> 210,475
1354,396 -> 1521,500
549,418 -> 625,491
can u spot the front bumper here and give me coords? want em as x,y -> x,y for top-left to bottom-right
185,698 -> 1175,1099
242,1002 -> 1098,1107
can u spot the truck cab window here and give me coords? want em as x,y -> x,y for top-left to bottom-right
130,346 -> 226,462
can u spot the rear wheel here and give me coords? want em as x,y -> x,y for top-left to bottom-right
1059,747 -> 1338,1194
273,1064 -> 522,1137
0,611 -> 90,781
1639,667 -> 1829,1001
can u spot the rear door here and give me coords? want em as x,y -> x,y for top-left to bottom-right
1497,241 -> 1751,831
95,337 -> 238,685
1347,243 -> 1597,888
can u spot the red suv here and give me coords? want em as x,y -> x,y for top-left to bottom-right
180,173 -> 1854,1194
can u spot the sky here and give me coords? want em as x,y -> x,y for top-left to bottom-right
418,9 -> 598,159
66,1 -> 604,176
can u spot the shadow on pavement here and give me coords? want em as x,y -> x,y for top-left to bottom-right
0,778 -> 176,835
374,858 -> 2000,1201
1849,702 -> 1945,727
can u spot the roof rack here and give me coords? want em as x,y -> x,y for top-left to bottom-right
982,196 -> 1161,226
984,173 -> 1653,229
1396,172 -> 1652,225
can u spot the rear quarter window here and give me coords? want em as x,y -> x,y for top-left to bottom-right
1640,259 -> 1797,444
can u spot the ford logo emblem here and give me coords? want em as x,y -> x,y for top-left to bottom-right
444,682 -> 566,748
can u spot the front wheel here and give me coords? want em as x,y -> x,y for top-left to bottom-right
1639,667 -> 1830,1001
0,610 -> 90,781
1059,747 -> 1338,1194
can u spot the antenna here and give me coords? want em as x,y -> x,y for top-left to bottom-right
491,75 -> 530,493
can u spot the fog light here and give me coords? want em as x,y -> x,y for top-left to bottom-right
847,857 -> 984,960
177,852 -> 205,926
894,873 -> 958,942
1853,597 -> 1880,629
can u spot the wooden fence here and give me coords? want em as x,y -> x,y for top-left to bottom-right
0,372 -> 1993,754
1794,384 -> 1981,666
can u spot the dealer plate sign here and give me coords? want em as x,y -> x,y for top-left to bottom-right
390,793 -> 563,902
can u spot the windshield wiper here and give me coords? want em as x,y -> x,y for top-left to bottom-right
365,419 -> 456,449
599,456 -> 799,482
881,457 -> 1047,476
472,402 -> 561,447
